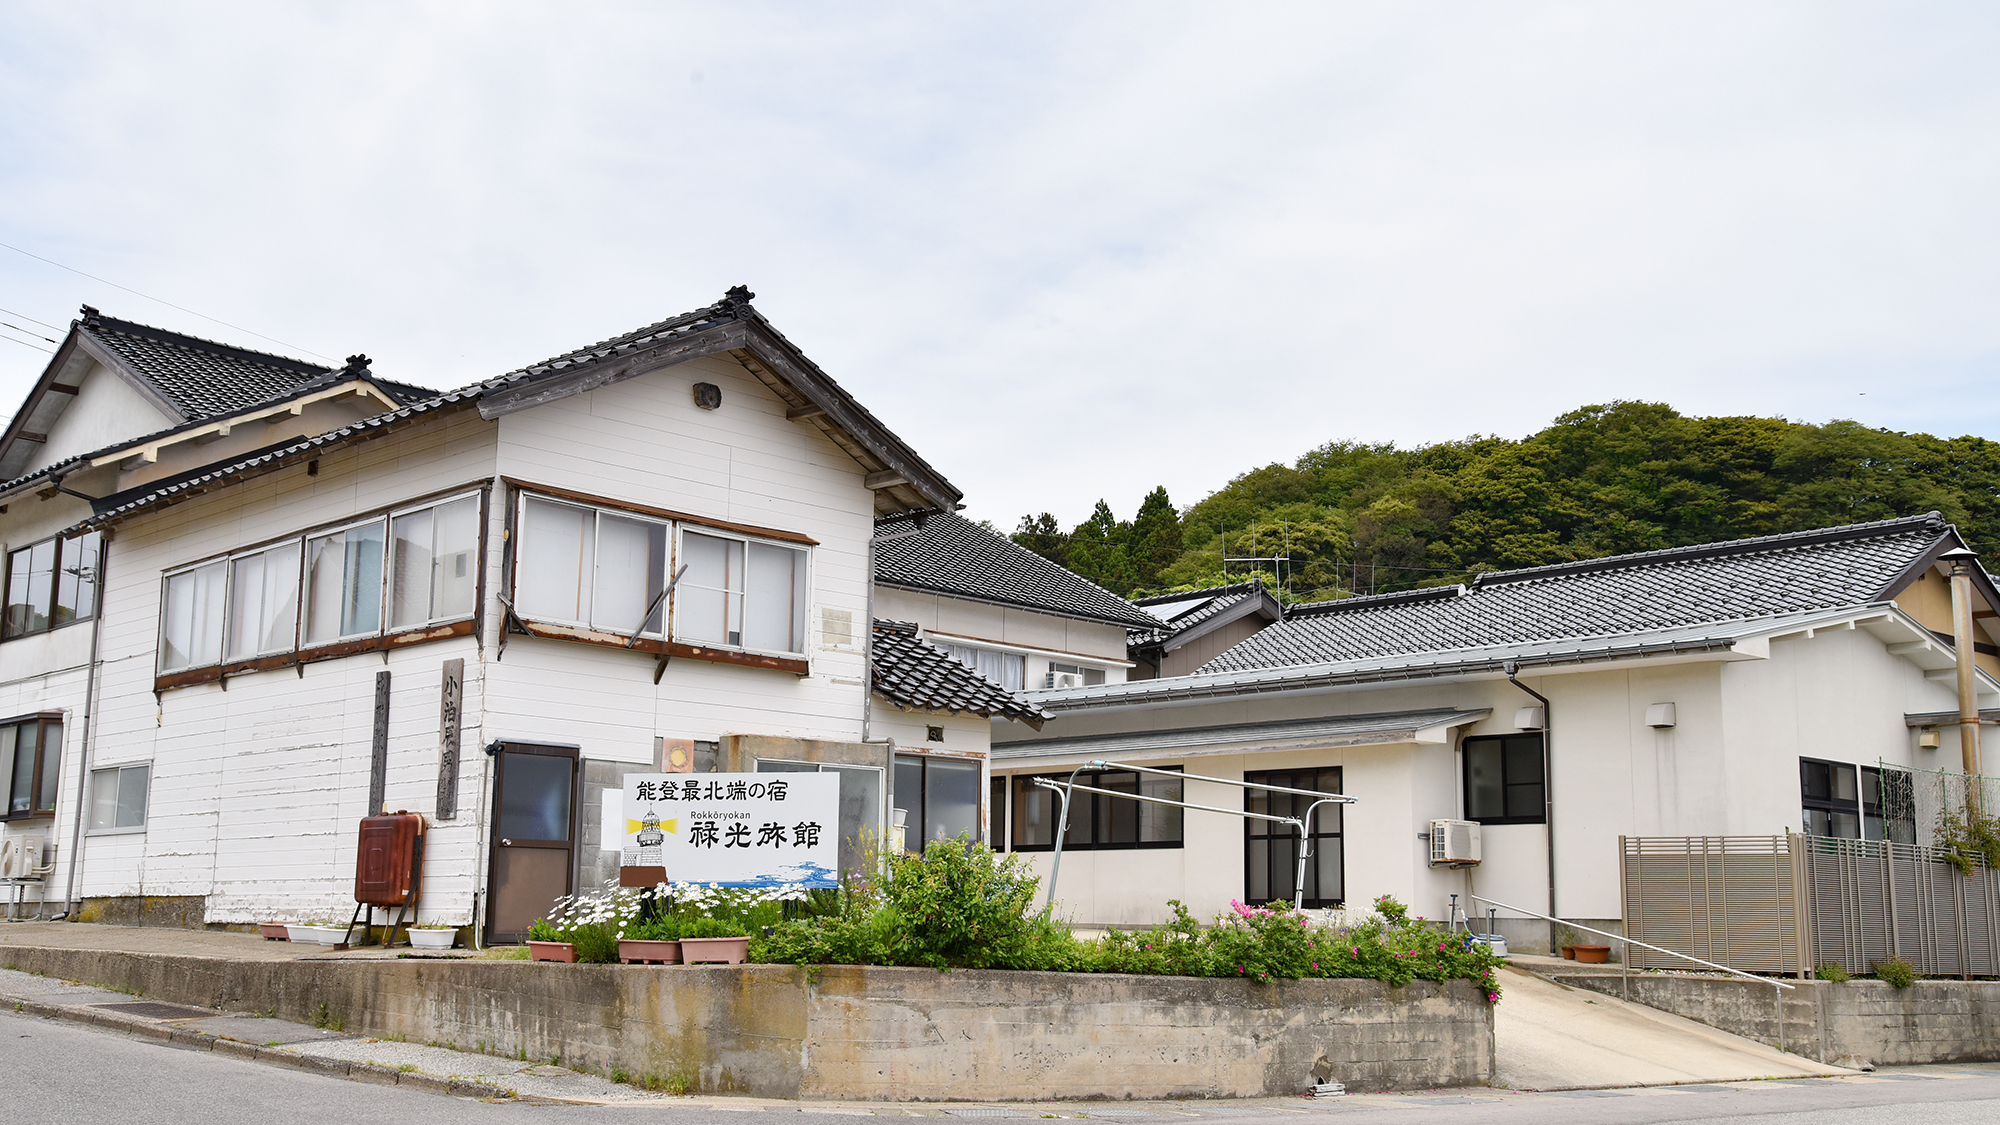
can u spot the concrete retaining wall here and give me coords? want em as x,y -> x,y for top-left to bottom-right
1549,971 -> 2000,1066
0,945 -> 1492,1099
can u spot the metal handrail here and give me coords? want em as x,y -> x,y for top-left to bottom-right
1028,777 -> 1309,909
1470,893 -> 1796,1054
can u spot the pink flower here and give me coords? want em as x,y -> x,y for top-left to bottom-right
1311,962 -> 1319,971
1487,991 -> 1500,1002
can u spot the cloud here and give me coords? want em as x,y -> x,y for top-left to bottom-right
3,2 -> 1997,530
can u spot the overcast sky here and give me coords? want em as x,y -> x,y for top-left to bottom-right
2,3 -> 1996,528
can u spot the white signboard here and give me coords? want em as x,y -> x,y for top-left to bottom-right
620,772 -> 839,888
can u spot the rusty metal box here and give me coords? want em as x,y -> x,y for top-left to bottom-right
355,811 -> 425,905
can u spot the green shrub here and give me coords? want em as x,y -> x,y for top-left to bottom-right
750,845 -> 1503,1001
624,914 -> 682,942
1814,961 -> 1852,983
528,919 -> 562,943
1874,957 -> 1918,988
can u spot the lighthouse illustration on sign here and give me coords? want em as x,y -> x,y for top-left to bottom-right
635,811 -> 665,866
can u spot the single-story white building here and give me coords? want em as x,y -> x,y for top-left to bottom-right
989,513 -> 2000,951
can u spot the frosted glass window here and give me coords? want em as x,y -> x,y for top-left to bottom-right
677,531 -> 806,654
89,764 -> 149,831
593,513 -> 667,634
516,497 -> 590,623
391,496 -> 480,630
161,562 -> 227,671
676,531 -> 743,646
305,519 -> 385,645
939,642 -> 1026,691
743,542 -> 805,652
227,541 -> 301,660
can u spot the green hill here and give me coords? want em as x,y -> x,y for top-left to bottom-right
1011,402 -> 2000,602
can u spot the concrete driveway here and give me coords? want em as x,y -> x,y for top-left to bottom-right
1494,964 -> 1852,1090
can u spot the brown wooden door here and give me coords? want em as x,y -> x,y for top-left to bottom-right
486,743 -> 579,942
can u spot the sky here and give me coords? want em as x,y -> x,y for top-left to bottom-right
2,2 -> 1997,529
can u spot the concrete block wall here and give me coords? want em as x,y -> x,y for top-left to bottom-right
1550,971 -> 2000,1065
0,944 -> 1492,1098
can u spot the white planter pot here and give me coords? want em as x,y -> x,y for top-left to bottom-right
291,924 -> 356,946
407,928 -> 457,950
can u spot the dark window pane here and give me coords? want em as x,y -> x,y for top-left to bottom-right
496,752 -> 571,841
3,726 -> 25,815
924,757 -> 980,846
1139,770 -> 1183,843
894,754 -> 923,852
1101,771 -> 1138,844
1503,739 -> 1543,785
1505,781 -> 1544,820
1012,777 -> 1054,847
1801,761 -> 1830,801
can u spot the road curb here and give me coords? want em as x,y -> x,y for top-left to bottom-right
1,989 -> 515,1101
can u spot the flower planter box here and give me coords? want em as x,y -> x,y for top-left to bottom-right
528,940 -> 578,963
1572,944 -> 1611,964
618,939 -> 682,965
257,921 -> 295,941
289,924 -> 357,947
679,936 -> 749,965
407,928 -> 458,950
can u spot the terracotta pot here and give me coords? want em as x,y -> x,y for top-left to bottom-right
1572,944 -> 1611,964
1560,945 -> 1576,960
258,921 -> 295,941
528,940 -> 578,963
679,936 -> 750,965
618,939 -> 682,965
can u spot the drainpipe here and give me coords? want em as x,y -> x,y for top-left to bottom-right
59,532 -> 111,919
1502,659 -> 1556,950
1942,547 -> 1984,811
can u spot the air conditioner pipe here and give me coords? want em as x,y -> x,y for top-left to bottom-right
1502,659 -> 1557,952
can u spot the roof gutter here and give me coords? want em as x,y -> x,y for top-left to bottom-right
1030,635 -> 1743,713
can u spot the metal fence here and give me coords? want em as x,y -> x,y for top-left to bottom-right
1620,836 -> 1804,974
1621,833 -> 2000,977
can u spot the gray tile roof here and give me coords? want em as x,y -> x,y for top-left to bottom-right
870,621 -> 1049,727
63,289 -> 947,533
79,307 -> 334,420
874,511 -> 1159,629
1203,513 -> 1952,674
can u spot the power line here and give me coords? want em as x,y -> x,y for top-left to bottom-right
0,305 -> 62,332
1,319 -> 58,345
0,330 -> 53,354
0,239 -> 334,361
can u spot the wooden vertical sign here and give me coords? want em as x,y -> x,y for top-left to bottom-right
437,658 -> 464,819
369,670 -> 392,815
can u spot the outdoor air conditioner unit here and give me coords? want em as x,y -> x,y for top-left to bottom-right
1,836 -> 42,879
1046,671 -> 1086,690
1428,819 -> 1481,866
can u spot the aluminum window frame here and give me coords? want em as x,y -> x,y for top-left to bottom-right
2,531 -> 104,641
156,488 -> 486,675
86,762 -> 150,834
1006,767 -> 1185,852
1,712 -> 63,821
384,490 -> 484,634
672,525 -> 811,658
510,492 -> 674,637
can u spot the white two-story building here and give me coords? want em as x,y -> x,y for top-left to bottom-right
0,290 -> 1043,939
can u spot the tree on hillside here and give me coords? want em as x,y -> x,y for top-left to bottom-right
1014,403 -> 2000,603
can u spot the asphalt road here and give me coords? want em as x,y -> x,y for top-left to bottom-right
9,1004 -> 2000,1125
